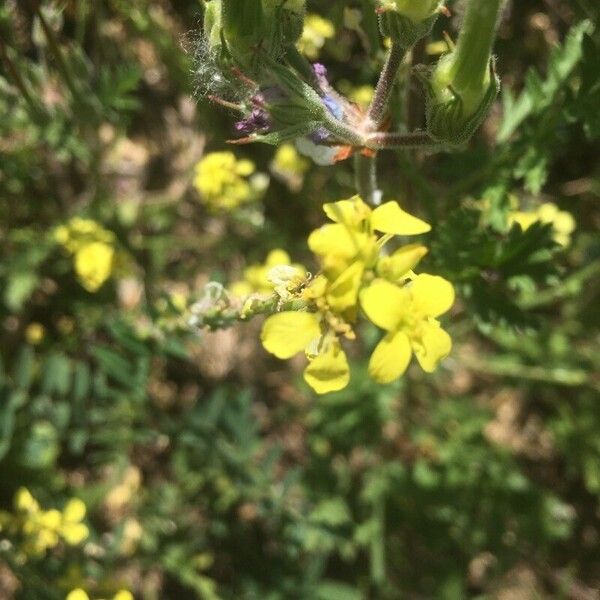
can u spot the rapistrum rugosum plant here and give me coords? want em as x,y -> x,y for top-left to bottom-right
191,0 -> 507,394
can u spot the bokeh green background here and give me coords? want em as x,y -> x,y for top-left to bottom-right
1,1 -> 599,598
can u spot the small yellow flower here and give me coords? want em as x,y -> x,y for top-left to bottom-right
509,202 -> 576,247
349,85 -> 375,109
261,311 -> 350,394
25,322 -> 46,345
230,249 -> 306,298
272,144 -> 309,177
194,151 -> 267,211
113,591 -> 134,600
297,14 -> 335,59
360,274 -> 454,383
66,590 -> 90,600
60,498 -> 89,545
74,242 -> 115,292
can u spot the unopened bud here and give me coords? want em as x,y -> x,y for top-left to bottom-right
424,0 -> 504,145
378,0 -> 444,48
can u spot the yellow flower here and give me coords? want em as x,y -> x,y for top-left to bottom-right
272,144 -> 309,177
308,196 -> 430,311
60,498 -> 89,545
194,151 -> 267,211
14,488 -> 40,513
360,274 -> 454,383
25,322 -> 46,345
74,242 -> 115,292
55,218 -> 119,291
66,589 -> 90,600
349,85 -> 375,109
508,202 -> 576,247
113,591 -> 134,600
261,311 -> 350,394
230,249 -> 306,298
297,14 -> 335,59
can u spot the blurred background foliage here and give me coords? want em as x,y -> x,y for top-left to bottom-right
0,0 -> 599,598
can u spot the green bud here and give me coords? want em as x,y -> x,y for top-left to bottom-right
424,0 -> 504,145
221,0 -> 268,73
378,0 -> 443,48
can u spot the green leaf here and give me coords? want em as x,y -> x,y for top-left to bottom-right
4,271 -> 39,311
498,20 -> 592,141
15,346 -> 35,390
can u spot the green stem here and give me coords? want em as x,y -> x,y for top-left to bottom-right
354,154 -> 379,204
366,42 -> 406,128
364,130 -> 437,150
451,0 -> 504,91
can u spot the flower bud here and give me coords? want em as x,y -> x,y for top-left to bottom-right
424,0 -> 504,145
221,0 -> 268,73
378,0 -> 443,48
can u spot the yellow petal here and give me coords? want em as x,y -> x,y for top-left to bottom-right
14,488 -> 39,513
376,244 -> 428,282
303,343 -> 350,394
61,522 -> 89,545
63,498 -> 86,524
41,509 -> 62,530
326,261 -> 364,311
113,592 -> 134,600
413,321 -> 452,372
359,279 -> 408,331
308,224 -> 371,260
409,274 -> 455,317
368,330 -> 412,384
265,249 -> 292,267
323,195 -> 370,226
261,312 -> 321,359
74,242 -> 114,292
66,589 -> 90,600
371,202 -> 431,235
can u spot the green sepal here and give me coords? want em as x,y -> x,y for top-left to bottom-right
379,10 -> 439,48
423,61 -> 500,147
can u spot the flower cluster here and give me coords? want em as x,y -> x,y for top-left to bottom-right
509,201 -> 576,247
193,151 -> 269,212
0,488 -> 89,557
54,218 -> 117,292
258,195 -> 455,393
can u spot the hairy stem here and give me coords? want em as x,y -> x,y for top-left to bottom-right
366,42 -> 406,128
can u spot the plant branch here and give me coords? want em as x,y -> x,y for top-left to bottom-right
366,42 -> 406,129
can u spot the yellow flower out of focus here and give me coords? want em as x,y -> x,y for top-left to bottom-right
259,195 -> 444,394
0,488 -> 89,558
230,249 -> 306,298
509,202 -> 576,247
25,322 -> 46,345
297,14 -> 335,60
194,151 -> 268,211
271,144 -> 310,191
54,217 -> 117,292
66,590 -> 134,600
74,242 -> 115,292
